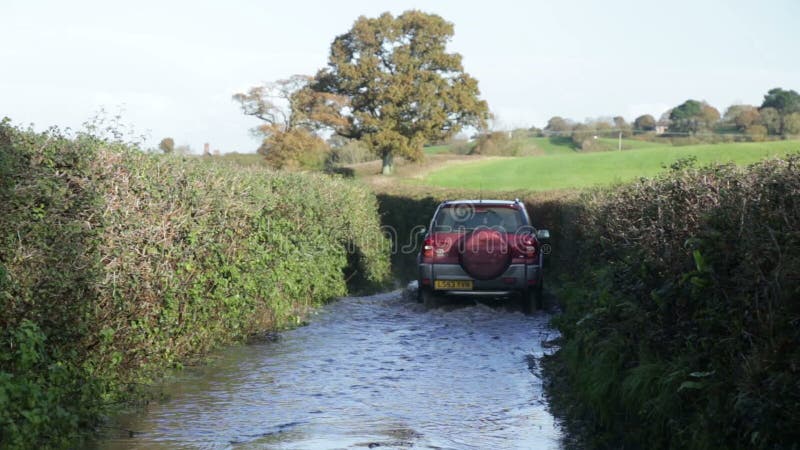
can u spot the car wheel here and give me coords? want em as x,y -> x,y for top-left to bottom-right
420,287 -> 441,308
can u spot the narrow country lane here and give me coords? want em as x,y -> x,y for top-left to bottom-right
97,288 -> 562,450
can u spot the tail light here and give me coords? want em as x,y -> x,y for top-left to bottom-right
518,234 -> 537,258
422,233 -> 460,264
422,236 -> 435,260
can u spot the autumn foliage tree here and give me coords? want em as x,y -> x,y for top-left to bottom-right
633,114 -> 656,132
258,128 -> 330,169
233,75 -> 347,169
158,137 -> 175,154
310,10 -> 489,174
722,104 -> 761,131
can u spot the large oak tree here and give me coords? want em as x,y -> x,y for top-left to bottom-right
311,10 -> 489,174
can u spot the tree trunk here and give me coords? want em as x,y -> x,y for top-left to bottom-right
381,153 -> 394,175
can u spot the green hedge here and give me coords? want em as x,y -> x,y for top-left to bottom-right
547,156 -> 800,449
0,119 -> 389,448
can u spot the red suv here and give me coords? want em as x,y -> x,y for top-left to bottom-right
417,199 -> 549,313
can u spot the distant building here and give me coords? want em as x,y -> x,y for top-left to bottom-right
655,120 -> 670,135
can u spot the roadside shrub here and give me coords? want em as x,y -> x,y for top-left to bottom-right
570,124 -> 598,151
472,131 -> 529,156
472,131 -> 509,155
0,119 -> 390,448
258,128 -> 330,170
548,155 -> 800,449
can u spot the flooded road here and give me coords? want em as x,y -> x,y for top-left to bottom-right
98,288 -> 562,449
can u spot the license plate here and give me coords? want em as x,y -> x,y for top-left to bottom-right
434,280 -> 473,290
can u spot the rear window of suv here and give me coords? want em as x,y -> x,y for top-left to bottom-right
433,204 -> 524,232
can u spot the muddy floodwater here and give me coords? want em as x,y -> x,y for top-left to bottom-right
97,288 -> 562,449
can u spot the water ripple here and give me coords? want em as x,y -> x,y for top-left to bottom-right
97,289 -> 561,449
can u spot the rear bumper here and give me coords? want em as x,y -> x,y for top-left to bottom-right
418,263 -> 542,295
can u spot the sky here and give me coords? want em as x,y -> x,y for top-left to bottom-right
2,0 -> 799,153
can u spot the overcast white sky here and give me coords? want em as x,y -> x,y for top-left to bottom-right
3,0 -> 799,153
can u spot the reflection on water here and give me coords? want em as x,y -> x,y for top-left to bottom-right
97,289 -> 562,449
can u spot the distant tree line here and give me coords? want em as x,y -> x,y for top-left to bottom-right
539,87 -> 800,150
229,10 -> 798,169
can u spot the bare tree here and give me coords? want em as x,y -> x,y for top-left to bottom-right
233,75 -> 347,139
233,75 -> 348,168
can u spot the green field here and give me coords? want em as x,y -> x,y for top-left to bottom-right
420,140 -> 800,191
526,136 -> 666,154
526,136 -> 574,154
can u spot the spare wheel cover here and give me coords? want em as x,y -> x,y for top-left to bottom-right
459,229 -> 511,280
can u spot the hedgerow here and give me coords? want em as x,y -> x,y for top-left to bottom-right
547,155 -> 800,449
0,119 -> 389,448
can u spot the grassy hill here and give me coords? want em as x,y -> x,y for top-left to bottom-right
419,140 -> 800,191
